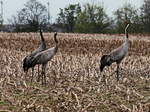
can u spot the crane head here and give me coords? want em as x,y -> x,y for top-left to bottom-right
54,32 -> 57,37
23,66 -> 29,72
23,56 -> 33,72
54,32 -> 58,43
100,55 -> 112,72
23,57 -> 29,72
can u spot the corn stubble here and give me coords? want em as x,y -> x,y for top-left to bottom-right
0,33 -> 150,112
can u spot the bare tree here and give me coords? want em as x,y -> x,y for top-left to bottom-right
141,0 -> 150,33
9,0 -> 48,32
56,4 -> 81,32
114,3 -> 139,33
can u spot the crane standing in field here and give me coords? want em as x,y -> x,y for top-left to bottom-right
100,24 -> 130,81
29,32 -> 58,85
23,29 -> 46,82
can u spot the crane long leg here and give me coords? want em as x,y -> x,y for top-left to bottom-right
31,67 -> 34,83
41,66 -> 44,85
44,64 -> 47,85
42,64 -> 47,85
37,65 -> 40,82
25,71 -> 28,81
116,64 -> 120,81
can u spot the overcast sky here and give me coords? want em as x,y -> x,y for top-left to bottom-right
3,0 -> 143,23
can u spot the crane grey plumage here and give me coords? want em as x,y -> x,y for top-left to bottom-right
29,32 -> 58,85
100,24 -> 130,81
23,29 -> 46,81
30,29 -> 46,57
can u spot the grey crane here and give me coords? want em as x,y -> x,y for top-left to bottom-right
23,28 -> 46,82
29,32 -> 58,85
100,24 -> 130,81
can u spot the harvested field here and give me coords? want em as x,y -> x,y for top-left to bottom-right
0,33 -> 150,112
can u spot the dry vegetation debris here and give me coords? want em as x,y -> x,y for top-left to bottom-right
0,33 -> 149,112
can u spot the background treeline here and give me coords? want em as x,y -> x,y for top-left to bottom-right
8,0 -> 150,33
